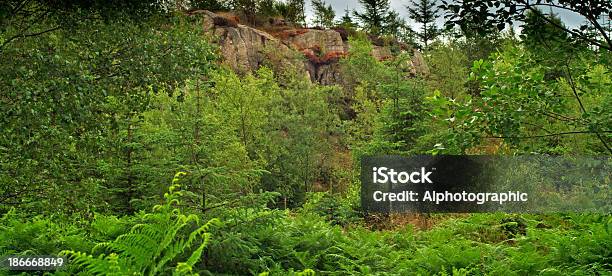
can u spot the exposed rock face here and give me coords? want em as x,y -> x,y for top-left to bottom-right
305,62 -> 343,84
371,45 -> 392,60
286,29 -> 347,84
285,29 -> 346,53
190,10 -> 428,84
410,50 -> 429,76
194,10 -> 303,76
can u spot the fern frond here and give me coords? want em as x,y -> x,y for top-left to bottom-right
61,251 -> 128,275
62,172 -> 219,275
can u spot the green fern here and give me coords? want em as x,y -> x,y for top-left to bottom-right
258,268 -> 316,276
61,172 -> 220,275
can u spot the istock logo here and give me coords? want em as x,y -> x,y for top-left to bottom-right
372,167 -> 433,184
363,156 -> 611,214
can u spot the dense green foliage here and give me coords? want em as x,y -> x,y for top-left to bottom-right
61,173 -> 220,275
441,0 -> 612,51
3,196 -> 610,274
1,1 -> 611,275
0,13 -> 217,213
227,0 -> 306,25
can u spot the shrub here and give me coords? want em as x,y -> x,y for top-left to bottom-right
301,192 -> 361,227
0,211 -> 94,257
367,34 -> 386,46
332,27 -> 350,41
212,15 -> 239,27
500,216 -> 528,238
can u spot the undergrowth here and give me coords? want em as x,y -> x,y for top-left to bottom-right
1,189 -> 610,275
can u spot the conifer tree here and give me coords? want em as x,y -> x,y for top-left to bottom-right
288,0 -> 306,25
339,8 -> 356,29
353,0 -> 392,36
312,0 -> 335,29
407,0 -> 440,48
386,10 -> 414,43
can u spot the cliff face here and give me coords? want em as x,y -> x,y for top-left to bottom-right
191,10 -> 428,85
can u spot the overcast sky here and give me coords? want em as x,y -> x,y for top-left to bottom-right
302,0 -> 586,30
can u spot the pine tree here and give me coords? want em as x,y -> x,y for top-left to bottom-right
273,0 -> 304,25
339,8 -> 356,29
288,0 -> 306,26
312,0 -> 335,29
386,10 -> 414,43
407,0 -> 440,48
353,0 -> 391,36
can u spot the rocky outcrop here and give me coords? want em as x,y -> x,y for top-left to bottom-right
190,10 -> 428,85
286,29 -> 347,84
284,29 -> 346,53
193,10 -> 304,76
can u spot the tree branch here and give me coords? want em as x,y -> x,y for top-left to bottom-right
485,130 -> 612,139
0,26 -> 61,51
537,110 -> 579,122
517,0 -> 612,51
586,13 -> 612,50
563,63 -> 612,154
